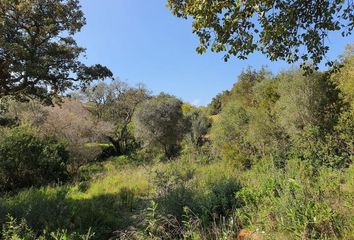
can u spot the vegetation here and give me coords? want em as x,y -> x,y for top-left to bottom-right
0,0 -> 112,103
0,126 -> 69,191
1,53 -> 353,238
133,94 -> 186,159
82,80 -> 149,155
0,1 -> 353,240
167,0 -> 354,68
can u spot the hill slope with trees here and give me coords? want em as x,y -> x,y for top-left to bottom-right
0,1 -> 353,239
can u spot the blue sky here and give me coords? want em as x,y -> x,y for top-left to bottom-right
76,0 -> 353,106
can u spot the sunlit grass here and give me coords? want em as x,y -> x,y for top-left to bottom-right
84,142 -> 113,148
69,166 -> 152,200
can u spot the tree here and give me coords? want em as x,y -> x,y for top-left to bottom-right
329,46 -> 354,167
230,67 -> 270,109
39,99 -> 113,171
0,0 -> 112,103
208,90 -> 231,115
332,44 -> 354,112
0,96 -> 48,127
276,70 -> 342,137
167,0 -> 354,67
211,101 -> 252,168
186,109 -> 211,147
0,97 -> 18,126
133,94 -> 185,158
83,80 -> 150,155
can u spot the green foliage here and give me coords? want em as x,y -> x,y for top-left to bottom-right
0,126 -> 69,191
332,44 -> 354,111
1,215 -> 36,240
211,66 -> 352,169
133,94 -> 186,158
0,159 -> 151,240
167,0 -> 354,67
208,91 -> 231,115
211,101 -> 252,168
276,70 -> 342,137
153,160 -> 196,220
153,159 -> 242,224
1,215 -> 94,240
0,0 -> 112,103
0,98 -> 18,127
186,109 -> 211,148
83,80 -> 150,155
1,34 -> 354,240
235,158 -> 353,239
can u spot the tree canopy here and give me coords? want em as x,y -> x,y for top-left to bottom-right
133,94 -> 185,158
167,0 -> 354,67
83,80 -> 150,155
0,0 -> 112,104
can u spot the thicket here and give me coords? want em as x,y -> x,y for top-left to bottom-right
0,126 -> 69,192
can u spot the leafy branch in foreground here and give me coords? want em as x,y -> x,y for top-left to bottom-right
167,0 -> 354,68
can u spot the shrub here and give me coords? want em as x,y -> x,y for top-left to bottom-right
153,160 -> 196,220
210,101 -> 252,168
0,126 -> 69,191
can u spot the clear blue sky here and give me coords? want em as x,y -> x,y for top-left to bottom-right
76,0 -> 353,106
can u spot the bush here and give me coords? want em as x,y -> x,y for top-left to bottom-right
0,126 -> 69,191
210,101 -> 252,168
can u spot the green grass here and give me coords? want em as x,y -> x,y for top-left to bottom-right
1,155 -> 353,240
0,157 -> 153,239
0,155 -> 241,239
84,142 -> 113,148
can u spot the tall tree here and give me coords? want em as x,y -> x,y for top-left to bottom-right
167,0 -> 354,67
0,0 -> 112,103
133,94 -> 185,158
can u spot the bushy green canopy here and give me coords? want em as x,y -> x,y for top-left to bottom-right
0,0 -> 112,104
133,94 -> 185,157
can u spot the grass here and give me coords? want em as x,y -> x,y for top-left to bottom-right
1,155 -> 353,239
0,154 -> 241,239
0,157 -> 154,239
84,142 -> 114,148
70,159 -> 152,200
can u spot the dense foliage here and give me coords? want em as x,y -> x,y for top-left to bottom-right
212,66 -> 352,170
0,0 -> 112,103
133,94 -> 186,158
1,52 -> 353,238
82,80 -> 150,155
0,126 -> 69,191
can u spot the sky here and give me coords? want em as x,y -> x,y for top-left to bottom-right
76,0 -> 354,106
